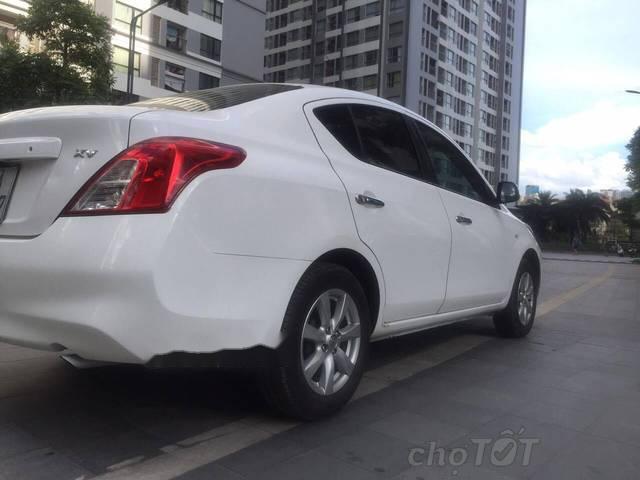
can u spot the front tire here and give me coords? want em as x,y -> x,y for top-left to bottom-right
262,263 -> 370,420
493,260 -> 538,338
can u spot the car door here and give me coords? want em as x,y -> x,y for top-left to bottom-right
413,120 -> 515,312
304,100 -> 451,324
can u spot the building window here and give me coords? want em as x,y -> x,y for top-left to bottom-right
346,31 -> 359,46
202,0 -> 223,23
164,62 -> 185,92
346,7 -> 360,23
113,46 -> 140,76
199,72 -> 220,89
200,34 -> 221,61
365,1 -> 380,17
114,1 -> 142,33
167,0 -> 188,14
364,25 -> 379,42
363,74 -> 377,90
389,0 -> 403,12
388,21 -> 403,39
387,46 -> 402,63
364,50 -> 377,66
387,71 -> 401,88
166,22 -> 186,51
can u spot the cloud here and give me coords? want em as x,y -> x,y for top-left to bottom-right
519,101 -> 640,193
522,0 -> 640,130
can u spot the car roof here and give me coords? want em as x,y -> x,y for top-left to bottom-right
131,83 -> 398,113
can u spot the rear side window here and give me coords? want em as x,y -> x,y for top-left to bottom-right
414,121 -> 496,204
314,103 -> 422,180
313,104 -> 362,159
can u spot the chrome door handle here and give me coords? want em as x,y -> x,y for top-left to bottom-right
355,194 -> 385,208
456,215 -> 472,225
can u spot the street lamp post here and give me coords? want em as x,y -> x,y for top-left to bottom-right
127,0 -> 169,101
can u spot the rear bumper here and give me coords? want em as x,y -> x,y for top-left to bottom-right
0,215 -> 309,364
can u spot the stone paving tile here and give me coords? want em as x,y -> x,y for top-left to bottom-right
522,385 -> 614,413
175,463 -> 245,480
450,386 -> 525,415
218,433 -> 306,477
403,396 -> 501,431
63,429 -> 167,474
446,414 -> 581,479
529,432 -> 640,480
318,429 -> 417,478
0,448 -> 90,480
0,423 -> 46,460
392,463 -> 524,479
245,450 -> 378,480
510,399 -> 603,432
587,400 -> 640,447
560,370 -> 639,396
369,411 -> 469,446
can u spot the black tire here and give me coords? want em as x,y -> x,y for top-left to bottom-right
261,262 -> 370,420
493,259 -> 538,338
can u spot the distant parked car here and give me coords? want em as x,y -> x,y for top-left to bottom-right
0,84 -> 541,418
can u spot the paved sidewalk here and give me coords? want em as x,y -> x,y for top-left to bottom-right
0,259 -> 637,479
175,260 -> 640,480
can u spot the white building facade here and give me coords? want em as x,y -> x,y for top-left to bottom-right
264,0 -> 526,186
1,0 -> 266,100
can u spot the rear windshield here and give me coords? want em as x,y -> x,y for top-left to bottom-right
131,84 -> 302,112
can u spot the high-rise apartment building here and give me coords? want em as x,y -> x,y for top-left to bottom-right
264,0 -> 526,186
95,0 -> 268,98
2,0 -> 267,100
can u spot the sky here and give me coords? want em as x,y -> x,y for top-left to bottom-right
519,0 -> 640,195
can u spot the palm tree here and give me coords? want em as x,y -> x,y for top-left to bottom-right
560,189 -> 612,243
535,191 -> 558,208
518,191 -> 558,241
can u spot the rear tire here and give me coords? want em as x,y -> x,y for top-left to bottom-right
493,260 -> 538,338
262,263 -> 370,420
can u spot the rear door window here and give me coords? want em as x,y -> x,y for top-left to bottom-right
314,103 -> 424,181
350,104 -> 422,179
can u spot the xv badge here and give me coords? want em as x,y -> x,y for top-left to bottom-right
74,149 -> 98,159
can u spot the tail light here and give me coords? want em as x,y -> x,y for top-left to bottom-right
62,137 -> 245,216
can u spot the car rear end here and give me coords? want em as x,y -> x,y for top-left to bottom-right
0,86 -> 338,365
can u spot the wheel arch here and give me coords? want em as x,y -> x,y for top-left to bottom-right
284,248 -> 382,335
523,248 -> 541,290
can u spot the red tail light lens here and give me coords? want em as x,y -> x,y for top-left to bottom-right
62,137 -> 245,216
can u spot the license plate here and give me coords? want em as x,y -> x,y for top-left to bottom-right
0,165 -> 19,224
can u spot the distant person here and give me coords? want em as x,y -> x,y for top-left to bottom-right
571,235 -> 580,253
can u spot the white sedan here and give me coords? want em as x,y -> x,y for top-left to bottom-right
0,84 -> 540,418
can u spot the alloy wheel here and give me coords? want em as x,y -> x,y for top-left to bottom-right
300,289 -> 361,396
517,272 -> 535,326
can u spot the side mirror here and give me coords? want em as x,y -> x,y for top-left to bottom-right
497,181 -> 520,204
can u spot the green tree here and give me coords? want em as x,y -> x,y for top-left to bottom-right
517,191 -> 558,241
626,127 -> 640,191
559,189 -> 611,242
0,0 -> 113,113
615,195 -> 640,240
536,191 -> 558,208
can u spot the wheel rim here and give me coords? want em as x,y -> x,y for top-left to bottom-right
517,272 -> 535,326
300,289 -> 361,396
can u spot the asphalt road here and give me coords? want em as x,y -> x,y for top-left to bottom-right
0,256 -> 638,479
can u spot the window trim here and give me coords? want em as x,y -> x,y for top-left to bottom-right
412,118 -> 499,207
313,103 -> 429,185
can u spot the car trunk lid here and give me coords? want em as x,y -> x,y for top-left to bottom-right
0,105 -> 150,237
